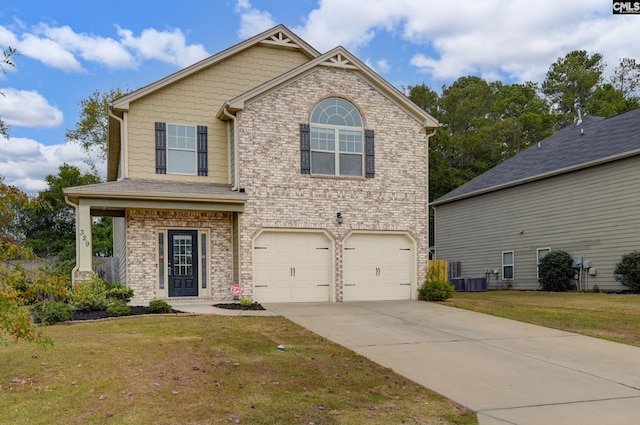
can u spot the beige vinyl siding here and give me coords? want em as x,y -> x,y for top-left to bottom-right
126,45 -> 309,183
435,155 -> 640,291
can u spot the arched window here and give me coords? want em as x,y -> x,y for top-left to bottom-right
310,98 -> 364,176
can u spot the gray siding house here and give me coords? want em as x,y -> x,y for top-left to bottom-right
432,108 -> 640,291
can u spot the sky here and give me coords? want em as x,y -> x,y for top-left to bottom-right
1,0 -> 639,193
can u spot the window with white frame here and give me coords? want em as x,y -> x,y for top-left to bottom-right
310,98 -> 363,176
167,124 -> 197,174
155,122 -> 208,176
537,248 -> 550,280
502,251 -> 514,280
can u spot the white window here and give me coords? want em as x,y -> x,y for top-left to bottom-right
310,98 -> 363,176
167,124 -> 196,174
537,248 -> 551,280
502,251 -> 514,280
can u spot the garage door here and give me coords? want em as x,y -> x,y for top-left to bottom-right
343,233 -> 413,301
253,232 -> 332,303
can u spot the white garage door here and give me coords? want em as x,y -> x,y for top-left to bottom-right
253,232 -> 331,303
343,233 -> 413,301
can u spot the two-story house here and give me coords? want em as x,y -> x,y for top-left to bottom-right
64,25 -> 438,305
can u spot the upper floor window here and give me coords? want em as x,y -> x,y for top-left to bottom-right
155,122 -> 208,176
168,124 -> 196,174
310,98 -> 364,177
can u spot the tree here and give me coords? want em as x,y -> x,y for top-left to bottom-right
21,164 -> 101,259
0,176 -> 32,243
610,57 -> 640,101
65,87 -> 127,162
0,47 -> 17,138
585,83 -> 639,117
542,50 -> 605,127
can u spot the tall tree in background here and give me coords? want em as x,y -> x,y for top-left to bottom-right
65,87 -> 127,164
21,164 -> 101,260
610,57 -> 640,101
1,47 -> 17,138
542,50 -> 605,127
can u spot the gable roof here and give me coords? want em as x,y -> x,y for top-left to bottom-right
111,25 -> 320,111
432,108 -> 640,206
217,46 -> 440,130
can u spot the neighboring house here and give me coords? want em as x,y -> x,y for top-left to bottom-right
431,108 -> 640,291
64,25 -> 438,305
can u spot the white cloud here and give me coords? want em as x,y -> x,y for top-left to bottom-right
39,24 -> 135,69
0,88 -> 63,127
0,23 -> 210,72
235,0 -> 277,39
117,26 -> 209,68
288,0 -> 640,85
0,136 -> 104,193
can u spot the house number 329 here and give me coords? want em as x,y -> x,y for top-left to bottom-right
80,229 -> 90,247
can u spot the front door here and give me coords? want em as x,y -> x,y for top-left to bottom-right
168,230 -> 198,297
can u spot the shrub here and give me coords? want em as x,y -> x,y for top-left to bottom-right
106,282 -> 134,304
538,250 -> 575,292
68,274 -> 109,311
106,301 -> 130,317
148,299 -> 173,314
239,297 -> 253,306
592,284 -> 601,293
32,301 -> 73,324
614,250 -> 640,292
419,281 -> 455,301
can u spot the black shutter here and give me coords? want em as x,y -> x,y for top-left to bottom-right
300,124 -> 311,174
155,122 -> 166,174
197,125 -> 208,176
365,129 -> 375,178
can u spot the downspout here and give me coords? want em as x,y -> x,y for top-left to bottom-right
108,108 -> 128,179
222,106 -> 239,191
222,106 -> 241,289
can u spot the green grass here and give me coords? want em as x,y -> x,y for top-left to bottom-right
1,315 -> 476,425
445,291 -> 640,346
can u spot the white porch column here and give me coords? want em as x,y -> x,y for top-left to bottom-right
76,202 -> 93,273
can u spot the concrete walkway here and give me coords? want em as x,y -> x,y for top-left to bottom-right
260,301 -> 640,425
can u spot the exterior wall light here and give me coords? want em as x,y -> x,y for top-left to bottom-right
336,212 -> 343,225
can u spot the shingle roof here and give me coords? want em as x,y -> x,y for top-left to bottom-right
432,108 -> 640,205
64,178 -> 247,204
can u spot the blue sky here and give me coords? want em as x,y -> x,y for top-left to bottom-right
1,0 -> 638,192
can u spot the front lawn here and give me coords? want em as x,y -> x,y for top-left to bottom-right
1,315 -> 476,425
446,291 -> 640,347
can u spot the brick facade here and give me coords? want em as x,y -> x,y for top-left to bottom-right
236,67 -> 429,301
126,209 -> 233,304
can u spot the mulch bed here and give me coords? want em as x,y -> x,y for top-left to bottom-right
71,306 -> 181,321
213,302 -> 266,311
71,302 -> 265,321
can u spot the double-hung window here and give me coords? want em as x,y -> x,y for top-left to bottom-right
155,122 -> 208,176
168,124 -> 196,174
502,251 -> 514,280
310,98 -> 364,177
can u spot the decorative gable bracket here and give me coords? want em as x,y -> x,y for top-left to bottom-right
260,31 -> 301,49
320,53 -> 358,70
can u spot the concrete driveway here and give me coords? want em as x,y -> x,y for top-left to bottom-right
264,300 -> 640,425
